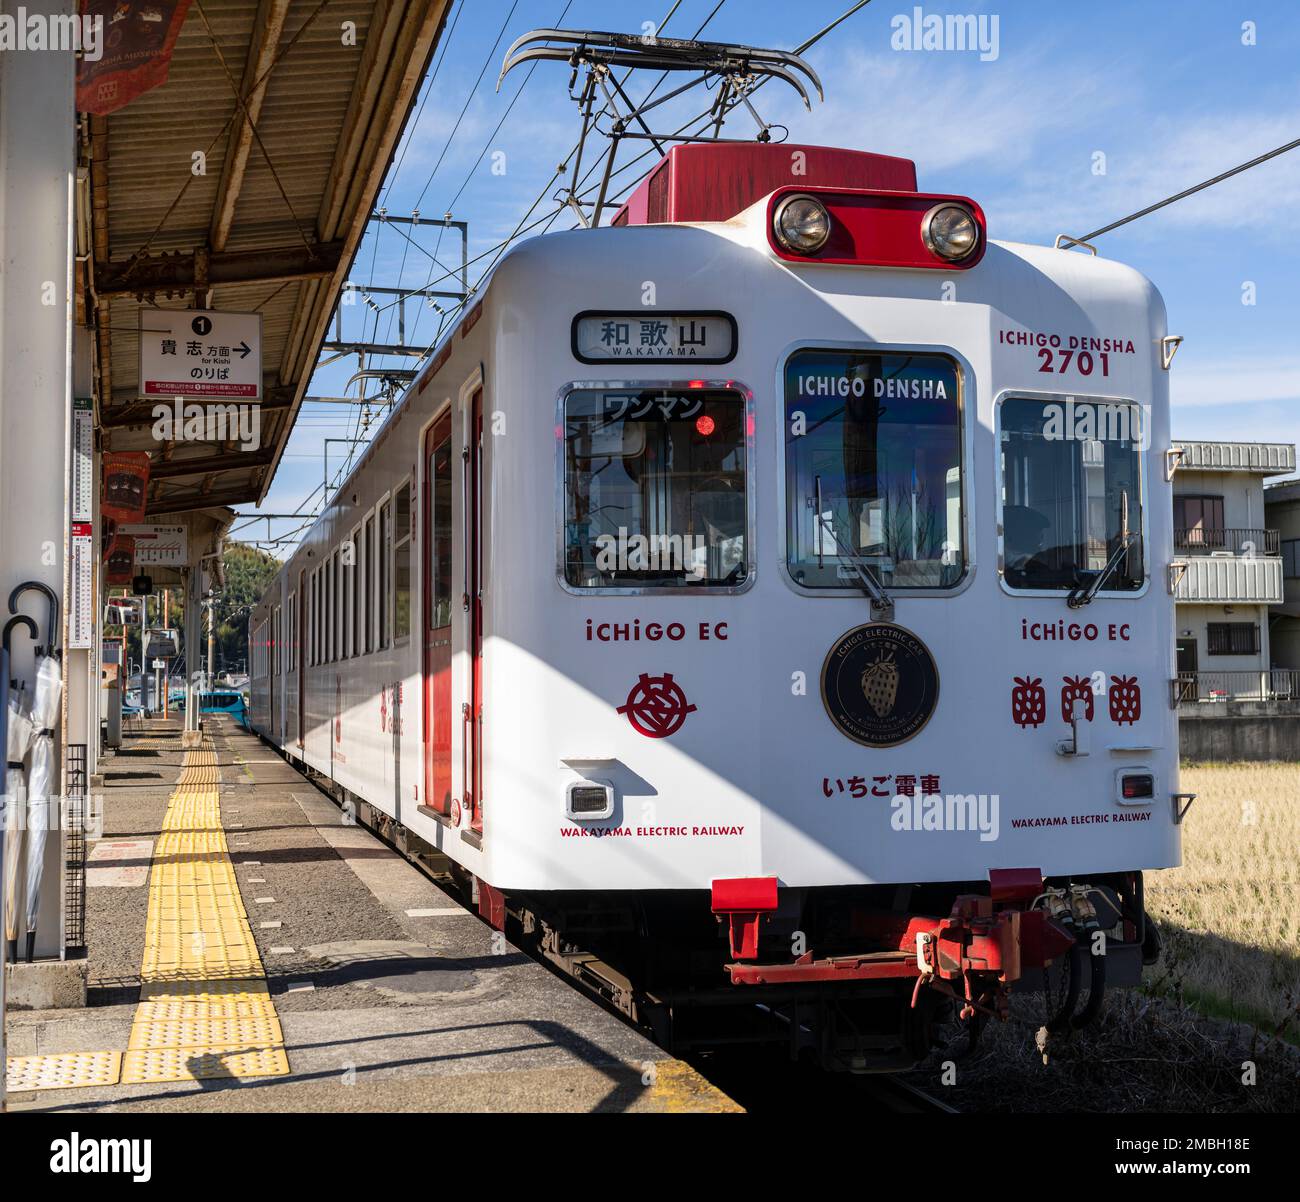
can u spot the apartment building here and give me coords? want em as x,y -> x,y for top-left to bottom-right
1170,439 -> 1296,703
1264,477 -> 1300,670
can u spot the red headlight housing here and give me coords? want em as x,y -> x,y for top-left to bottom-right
766,186 -> 987,270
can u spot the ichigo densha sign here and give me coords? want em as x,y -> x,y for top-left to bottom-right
138,309 -> 263,400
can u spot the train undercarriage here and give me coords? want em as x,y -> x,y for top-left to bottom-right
300,769 -> 1157,1073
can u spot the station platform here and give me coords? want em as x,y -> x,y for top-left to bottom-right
5,717 -> 738,1113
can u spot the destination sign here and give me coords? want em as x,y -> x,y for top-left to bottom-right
572,311 -> 736,364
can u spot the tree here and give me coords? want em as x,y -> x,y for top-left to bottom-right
213,542 -> 281,674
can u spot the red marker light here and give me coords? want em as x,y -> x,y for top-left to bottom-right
695,414 -> 715,436
687,379 -> 706,389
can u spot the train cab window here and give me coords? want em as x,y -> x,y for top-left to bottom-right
561,386 -> 749,589
394,480 -> 413,643
784,349 -> 964,590
999,396 -> 1144,593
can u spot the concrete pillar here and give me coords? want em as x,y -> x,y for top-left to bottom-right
0,0 -> 78,962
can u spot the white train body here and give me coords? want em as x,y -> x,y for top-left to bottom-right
249,144 -> 1177,1062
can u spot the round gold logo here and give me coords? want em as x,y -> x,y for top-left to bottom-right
820,623 -> 940,748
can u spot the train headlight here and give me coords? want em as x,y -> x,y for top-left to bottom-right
565,777 -> 614,821
773,195 -> 831,254
921,203 -> 980,261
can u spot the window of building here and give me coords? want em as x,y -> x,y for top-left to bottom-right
786,351 -> 964,591
1174,495 -> 1226,548
1000,396 -> 1144,593
562,385 -> 748,589
1283,538 -> 1300,579
1207,622 -> 1259,656
379,497 -> 392,648
394,480 -> 413,643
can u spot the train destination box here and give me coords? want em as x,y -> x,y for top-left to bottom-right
138,308 -> 263,400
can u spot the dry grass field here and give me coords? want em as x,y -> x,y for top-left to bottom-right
1145,762 -> 1300,1036
904,761 -> 1300,1113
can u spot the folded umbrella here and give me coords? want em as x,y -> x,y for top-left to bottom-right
4,679 -> 32,961
23,653 -> 61,961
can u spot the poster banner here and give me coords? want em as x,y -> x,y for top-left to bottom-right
105,535 -> 136,586
101,451 -> 151,523
76,0 -> 194,116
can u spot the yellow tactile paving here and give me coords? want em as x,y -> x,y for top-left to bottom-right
6,1051 -> 123,1092
117,737 -> 289,1084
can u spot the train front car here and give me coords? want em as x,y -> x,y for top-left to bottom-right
490,143 -> 1177,1069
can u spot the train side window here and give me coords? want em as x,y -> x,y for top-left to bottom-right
394,479 -> 413,643
430,434 -> 453,628
784,348 -> 965,591
561,385 -> 749,590
999,396 -> 1144,593
379,497 -> 392,647
336,547 -> 347,660
309,572 -> 316,666
364,512 -> 375,653
350,524 -> 362,657
327,556 -> 338,665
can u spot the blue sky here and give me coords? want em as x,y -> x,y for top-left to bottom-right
246,0 -> 1300,551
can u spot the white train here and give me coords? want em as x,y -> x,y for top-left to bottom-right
250,140 -> 1178,1069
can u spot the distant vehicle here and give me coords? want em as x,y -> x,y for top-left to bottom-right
199,690 -> 248,727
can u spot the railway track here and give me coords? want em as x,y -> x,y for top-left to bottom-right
684,1050 -> 959,1114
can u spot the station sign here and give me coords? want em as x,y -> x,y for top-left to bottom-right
121,523 -> 189,567
138,309 -> 262,400
572,311 -> 736,364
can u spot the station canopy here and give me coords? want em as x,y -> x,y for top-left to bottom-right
82,0 -> 452,520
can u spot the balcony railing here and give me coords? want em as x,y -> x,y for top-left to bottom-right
1171,554 -> 1284,604
1174,527 -> 1280,555
1173,670 -> 1300,705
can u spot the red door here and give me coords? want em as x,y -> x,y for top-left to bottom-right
466,390 -> 484,833
423,414 -> 453,813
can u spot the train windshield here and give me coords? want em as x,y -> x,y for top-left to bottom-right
784,349 -> 964,590
562,386 -> 748,589
999,396 -> 1144,592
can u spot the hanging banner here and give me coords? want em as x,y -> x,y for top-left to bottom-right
105,535 -> 136,586
101,451 -> 151,523
76,0 -> 194,116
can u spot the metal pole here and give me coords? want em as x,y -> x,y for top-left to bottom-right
207,593 -> 215,690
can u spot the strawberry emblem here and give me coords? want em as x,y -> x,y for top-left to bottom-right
860,650 -> 900,718
1012,676 -> 1046,729
1109,675 -> 1141,725
1060,675 -> 1094,724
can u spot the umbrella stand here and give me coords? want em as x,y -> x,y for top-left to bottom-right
9,582 -> 61,964
1,613 -> 38,1115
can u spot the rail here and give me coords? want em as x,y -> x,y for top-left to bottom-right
1173,527 -> 1279,556
1173,669 -> 1300,704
